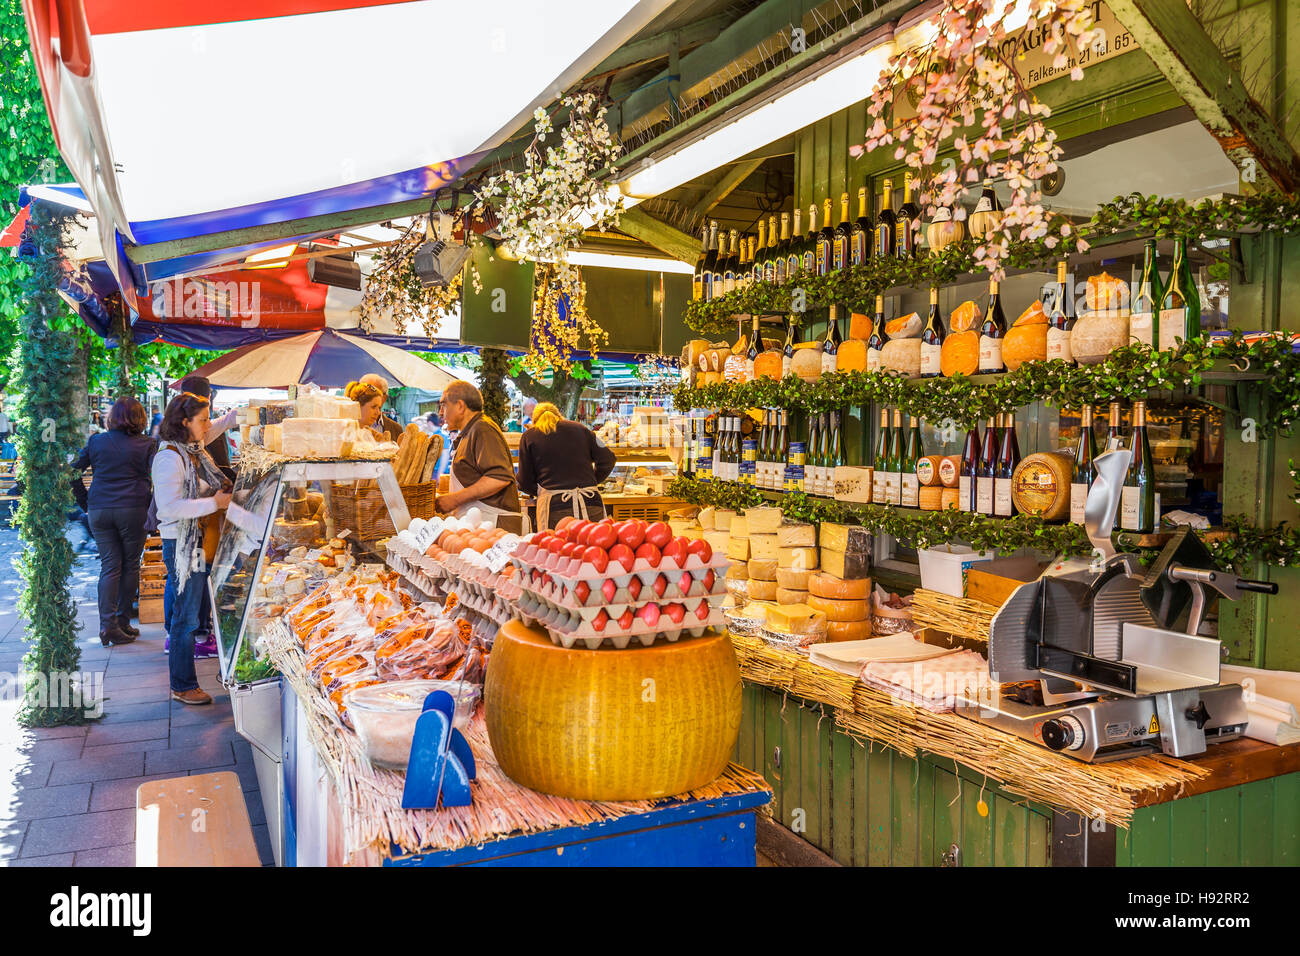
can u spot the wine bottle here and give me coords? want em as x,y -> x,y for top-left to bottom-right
764,215 -> 779,285
744,235 -> 757,290
786,207 -> 803,280
1121,401 -> 1156,533
1070,404 -> 1096,525
803,204 -> 819,276
1045,260 -> 1074,363
816,411 -> 831,496
817,198 -> 835,276
874,177 -> 897,261
777,409 -> 790,475
782,315 -> 798,378
692,225 -> 708,301
959,424 -> 980,513
1159,237 -> 1201,351
774,213 -> 790,284
701,221 -> 719,301
709,223 -> 726,298
896,171 -> 920,258
976,416 -> 996,515
745,315 -> 762,380
1130,239 -> 1162,349
886,408 -> 904,505
828,410 -> 844,498
723,229 -> 740,295
920,287 -> 945,378
994,412 -> 1020,517
806,412 -> 821,496
867,295 -> 889,373
979,279 -> 1006,373
901,415 -> 922,507
834,192 -> 853,271
753,219 -> 768,287
873,408 -> 890,504
851,186 -> 872,266
821,304 -> 841,375
1107,401 -> 1123,451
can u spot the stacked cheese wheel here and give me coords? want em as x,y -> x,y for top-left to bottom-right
807,572 -> 873,640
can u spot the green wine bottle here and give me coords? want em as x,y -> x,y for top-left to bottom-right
1158,237 -> 1201,351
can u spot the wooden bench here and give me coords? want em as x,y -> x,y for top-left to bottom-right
136,771 -> 262,867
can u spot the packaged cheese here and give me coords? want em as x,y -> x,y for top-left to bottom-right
821,548 -> 870,580
819,523 -> 871,554
808,594 -> 870,622
778,546 -> 818,570
745,507 -> 782,535
777,522 -> 816,548
776,587 -> 809,605
748,578 -> 778,601
749,534 -> 779,562
747,559 -> 778,581
808,572 -> 871,600
775,567 -> 811,591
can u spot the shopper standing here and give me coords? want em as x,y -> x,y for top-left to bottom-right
73,398 -> 156,645
153,392 -> 231,705
516,402 -> 616,531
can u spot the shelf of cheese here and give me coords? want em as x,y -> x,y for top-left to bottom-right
237,387 -> 398,459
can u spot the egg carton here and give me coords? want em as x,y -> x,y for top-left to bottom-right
518,566 -> 724,608
513,591 -> 724,628
516,605 -> 728,650
511,544 -> 730,589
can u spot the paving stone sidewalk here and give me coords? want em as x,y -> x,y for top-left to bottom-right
0,524 -> 274,866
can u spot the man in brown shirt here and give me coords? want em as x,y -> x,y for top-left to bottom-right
436,381 -> 521,531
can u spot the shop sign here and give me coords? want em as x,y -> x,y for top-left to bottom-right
1004,1 -> 1139,89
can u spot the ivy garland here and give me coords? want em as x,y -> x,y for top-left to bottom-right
668,475 -> 1300,572
684,192 -> 1300,336
673,333 -> 1300,433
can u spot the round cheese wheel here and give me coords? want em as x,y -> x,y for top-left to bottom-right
939,455 -> 961,488
1011,452 -> 1073,520
1071,311 -> 1130,365
747,558 -> 778,581
826,619 -> 874,642
791,348 -> 823,383
940,486 -> 960,511
919,485 -> 944,511
748,578 -> 778,601
776,587 -> 809,605
808,594 -> 870,622
880,338 -> 922,378
776,567 -> 811,591
725,563 -> 749,581
808,572 -> 871,600
836,339 -> 867,373
723,353 -> 749,383
917,455 -> 945,486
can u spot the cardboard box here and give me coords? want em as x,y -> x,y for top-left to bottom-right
138,597 -> 164,624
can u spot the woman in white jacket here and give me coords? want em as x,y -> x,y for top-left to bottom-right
152,392 -> 232,705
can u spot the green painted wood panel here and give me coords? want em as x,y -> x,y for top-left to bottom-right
932,765 -> 961,866
1170,798 -> 1208,866
1275,773 -> 1300,866
817,706 -> 834,856
866,743 -> 893,867
891,750 -> 921,866
961,779 -> 994,867
1205,788 -> 1240,866
1238,780 -> 1275,866
1027,805 -> 1051,867
995,793 -> 1026,866
763,688 -> 784,825
799,702 -> 822,846
831,728 -> 855,866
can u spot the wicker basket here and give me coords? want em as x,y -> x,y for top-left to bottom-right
331,480 -> 437,540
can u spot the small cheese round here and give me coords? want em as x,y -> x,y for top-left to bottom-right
747,559 -> 778,581
918,485 -> 944,511
776,587 -> 809,605
808,594 -> 870,622
826,619 -> 874,642
748,578 -> 778,601
939,455 -> 961,488
917,456 -> 945,487
940,487 -> 960,511
808,572 -> 871,600
776,568 -> 811,591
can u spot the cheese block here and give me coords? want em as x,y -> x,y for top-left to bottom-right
730,514 -> 749,538
776,587 -> 809,605
747,558 -> 778,581
808,572 -> 871,600
764,603 -> 827,635
714,509 -> 736,532
919,485 -> 944,511
748,578 -> 778,601
265,424 -> 283,453
725,563 -> 749,581
826,619 -> 874,642
726,536 -> 751,561
808,594 -> 870,622
777,522 -> 817,547
820,523 -> 871,554
704,530 -> 731,553
940,487 -> 960,511
1011,452 -> 1073,520
281,417 -> 352,458
776,567 -> 811,591
698,507 -> 716,531
821,547 -> 870,580
778,546 -> 818,570
745,507 -> 782,535
832,466 -> 872,503
749,533 -> 779,561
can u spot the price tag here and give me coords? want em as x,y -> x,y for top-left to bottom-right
305,549 -> 323,562
418,517 -> 444,548
336,528 -> 352,540
484,542 -> 514,574
271,567 -> 290,587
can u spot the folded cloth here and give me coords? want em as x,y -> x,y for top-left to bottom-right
1221,664 -> 1300,745
1160,509 -> 1210,529
808,633 -> 960,676
858,649 -> 992,713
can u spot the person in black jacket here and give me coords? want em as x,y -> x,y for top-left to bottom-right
516,402 -> 617,532
74,397 -> 157,645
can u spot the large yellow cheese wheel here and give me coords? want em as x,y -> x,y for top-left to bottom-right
776,587 -> 808,605
1003,323 -> 1047,372
1011,452 -> 1073,520
808,572 -> 871,600
748,578 -> 778,600
747,558 -> 778,581
753,352 -> 783,381
807,594 -> 870,622
485,621 -> 742,801
826,619 -> 874,642
791,348 -> 823,383
836,339 -> 867,373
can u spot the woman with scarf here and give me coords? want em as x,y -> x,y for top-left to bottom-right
152,392 -> 232,705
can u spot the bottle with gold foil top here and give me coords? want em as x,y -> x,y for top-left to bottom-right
867,295 -> 888,373
1045,259 -> 1074,363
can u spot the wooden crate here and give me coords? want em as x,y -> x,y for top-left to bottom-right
138,597 -> 164,624
964,556 -> 1046,607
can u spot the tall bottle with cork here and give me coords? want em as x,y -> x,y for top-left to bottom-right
959,423 -> 980,513
976,417 -> 997,515
1069,404 -> 1096,525
752,219 -> 767,287
1121,400 -> 1156,533
994,412 -> 1020,517
817,198 -> 835,276
920,288 -> 945,378
979,280 -> 1007,373
873,408 -> 890,504
834,192 -> 853,271
886,409 -> 904,505
868,295 -> 889,373
804,205 -> 819,276
1045,260 -> 1074,363
901,415 -> 923,507
821,305 -> 841,376
774,213 -> 791,284
874,178 -> 897,260
1130,240 -> 1162,349
895,171 -> 920,258
1159,237 -> 1201,351
786,208 -> 803,280
851,186 -> 871,266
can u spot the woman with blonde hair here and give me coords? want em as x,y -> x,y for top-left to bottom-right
344,381 -> 386,437
516,401 -> 616,532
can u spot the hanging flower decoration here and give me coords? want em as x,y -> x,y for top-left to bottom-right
358,215 -> 475,338
856,0 -> 1103,278
476,93 -> 624,372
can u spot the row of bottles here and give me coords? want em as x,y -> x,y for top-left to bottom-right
955,414 -> 1022,517
1070,401 -> 1158,533
870,409 -> 926,507
691,175 -> 924,301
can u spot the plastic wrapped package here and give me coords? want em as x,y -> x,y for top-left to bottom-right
347,679 -> 483,768
760,604 -> 830,650
871,587 -> 914,636
376,619 -> 466,682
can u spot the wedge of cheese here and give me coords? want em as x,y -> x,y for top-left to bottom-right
777,522 -> 817,547
776,587 -> 809,605
775,567 -> 811,591
821,548 -> 870,580
764,603 -> 827,635
747,559 -> 778,582
730,514 -> 748,538
778,546 -> 818,570
820,523 -> 872,554
748,578 -> 778,601
714,509 -> 736,532
726,535 -> 751,561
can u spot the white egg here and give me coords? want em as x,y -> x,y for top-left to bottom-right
465,506 -> 483,525
478,520 -> 494,532
443,517 -> 462,533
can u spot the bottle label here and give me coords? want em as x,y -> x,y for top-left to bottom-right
852,235 -> 867,266
886,471 -> 901,506
916,459 -> 935,485
803,251 -> 815,274
1070,482 -> 1087,525
821,350 -> 836,374
745,359 -> 755,380
974,195 -> 993,213
1046,326 -> 1073,362
782,355 -> 792,378
764,263 -> 775,284
1158,308 -> 1187,351
920,342 -> 942,376
867,347 -> 883,373
976,476 -> 994,515
1129,311 -> 1154,349
901,474 -> 920,508
978,336 -> 1003,372
1120,486 -> 1140,531
873,471 -> 886,504
994,477 -> 1013,517
940,458 -> 958,486
833,243 -> 844,271
775,260 -> 786,284
958,475 -> 972,511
